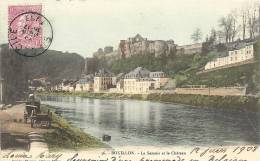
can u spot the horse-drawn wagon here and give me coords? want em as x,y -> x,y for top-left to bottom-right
24,101 -> 41,123
31,112 -> 52,128
24,100 -> 52,128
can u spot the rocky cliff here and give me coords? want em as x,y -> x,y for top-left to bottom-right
119,38 -> 176,58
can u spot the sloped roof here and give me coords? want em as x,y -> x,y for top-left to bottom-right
134,34 -> 144,40
228,41 -> 255,51
78,78 -> 94,84
124,67 -> 150,79
95,68 -> 114,77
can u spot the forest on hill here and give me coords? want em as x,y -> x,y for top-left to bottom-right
1,44 -> 85,84
24,50 -> 85,84
1,44 -> 85,103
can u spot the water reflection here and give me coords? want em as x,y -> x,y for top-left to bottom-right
40,95 -> 260,147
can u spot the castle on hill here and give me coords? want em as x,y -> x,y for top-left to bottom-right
93,34 -> 178,61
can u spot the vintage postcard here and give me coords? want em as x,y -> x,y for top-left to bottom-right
0,0 -> 259,161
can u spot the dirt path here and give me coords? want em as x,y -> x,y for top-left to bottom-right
1,104 -> 51,151
0,104 -> 49,134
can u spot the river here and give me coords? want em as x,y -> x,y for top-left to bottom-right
39,95 -> 260,147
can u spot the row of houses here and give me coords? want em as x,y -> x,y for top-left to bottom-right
51,67 -> 170,94
204,42 -> 255,70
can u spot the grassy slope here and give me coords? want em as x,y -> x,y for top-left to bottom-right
188,41 -> 260,91
41,105 -> 109,151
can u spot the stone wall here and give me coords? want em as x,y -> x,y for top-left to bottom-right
175,87 -> 246,96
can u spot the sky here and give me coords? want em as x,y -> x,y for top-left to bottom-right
0,0 -> 253,57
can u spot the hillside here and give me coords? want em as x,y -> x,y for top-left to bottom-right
1,44 -> 85,84
183,41 -> 260,92
24,50 -> 85,83
108,40 -> 260,93
0,44 -> 27,104
109,53 -> 212,76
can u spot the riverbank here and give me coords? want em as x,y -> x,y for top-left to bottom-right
38,92 -> 260,111
41,105 -> 109,151
0,104 -> 50,151
0,103 -> 108,151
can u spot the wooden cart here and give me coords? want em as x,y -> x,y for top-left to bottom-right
31,113 -> 52,128
24,101 -> 41,123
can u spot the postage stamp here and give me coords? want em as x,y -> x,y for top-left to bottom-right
8,5 -> 53,57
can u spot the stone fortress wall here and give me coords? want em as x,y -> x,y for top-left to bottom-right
93,34 -> 178,61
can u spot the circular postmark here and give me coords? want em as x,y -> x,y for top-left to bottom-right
8,11 -> 53,57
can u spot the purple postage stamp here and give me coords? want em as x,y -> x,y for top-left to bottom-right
8,5 -> 43,49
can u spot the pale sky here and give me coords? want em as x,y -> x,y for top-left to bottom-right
0,0 -> 253,57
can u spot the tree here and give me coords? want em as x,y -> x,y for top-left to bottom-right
202,28 -> 218,53
191,28 -> 202,43
218,14 -> 237,43
209,28 -> 217,43
230,10 -> 240,42
216,30 -> 225,43
240,1 -> 260,40
247,7 -> 258,39
241,9 -> 247,40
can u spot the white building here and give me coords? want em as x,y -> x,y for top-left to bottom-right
60,80 -> 77,92
123,67 -> 154,94
205,43 -> 255,70
121,67 -> 170,94
51,84 -> 62,91
124,78 -> 155,94
75,78 -> 94,92
94,69 -> 114,92
149,72 -> 169,89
